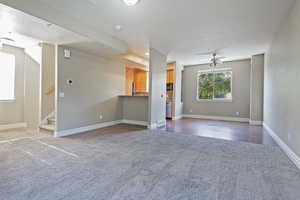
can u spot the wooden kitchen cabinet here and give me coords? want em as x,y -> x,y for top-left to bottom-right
134,69 -> 147,93
166,69 -> 174,83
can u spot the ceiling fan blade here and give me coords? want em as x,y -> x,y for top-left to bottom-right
195,52 -> 212,56
213,48 -> 224,54
196,47 -> 225,55
216,56 -> 226,60
195,50 -> 219,56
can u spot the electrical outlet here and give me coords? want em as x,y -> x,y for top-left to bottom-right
236,112 -> 240,116
99,115 -> 103,120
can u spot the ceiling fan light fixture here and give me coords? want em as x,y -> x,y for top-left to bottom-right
123,0 -> 140,6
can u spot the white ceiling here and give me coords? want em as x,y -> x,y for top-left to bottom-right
0,0 -> 295,65
0,4 -> 88,47
0,4 -> 117,56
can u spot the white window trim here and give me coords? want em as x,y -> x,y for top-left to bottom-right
0,98 -> 16,103
196,68 -> 233,103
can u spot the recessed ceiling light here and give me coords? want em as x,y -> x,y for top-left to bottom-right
123,0 -> 140,6
115,25 -> 123,31
145,52 -> 149,56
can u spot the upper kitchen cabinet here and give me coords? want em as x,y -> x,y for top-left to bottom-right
166,69 -> 174,84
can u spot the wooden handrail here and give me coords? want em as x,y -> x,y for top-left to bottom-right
45,86 -> 55,95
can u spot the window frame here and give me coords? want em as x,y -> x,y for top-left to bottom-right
196,68 -> 233,103
0,52 -> 16,102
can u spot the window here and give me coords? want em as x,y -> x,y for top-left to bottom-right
0,52 -> 15,101
197,69 -> 232,101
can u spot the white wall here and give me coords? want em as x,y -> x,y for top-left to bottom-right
183,59 -> 251,119
56,46 -> 124,131
148,48 -> 167,127
173,63 -> 183,119
264,0 -> 300,157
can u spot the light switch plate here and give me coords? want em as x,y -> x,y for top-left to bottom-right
59,92 -> 65,98
64,49 -> 71,58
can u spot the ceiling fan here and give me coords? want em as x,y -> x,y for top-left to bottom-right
196,49 -> 226,68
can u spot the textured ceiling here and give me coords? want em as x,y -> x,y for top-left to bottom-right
0,0 -> 295,65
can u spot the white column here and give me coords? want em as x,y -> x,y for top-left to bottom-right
148,48 -> 167,128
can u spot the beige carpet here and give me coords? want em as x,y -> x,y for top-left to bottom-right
0,127 -> 299,200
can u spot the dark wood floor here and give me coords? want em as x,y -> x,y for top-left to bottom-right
159,118 -> 277,146
2,119 -> 276,146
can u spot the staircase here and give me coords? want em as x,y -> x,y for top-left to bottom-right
40,78 -> 55,132
40,117 -> 56,132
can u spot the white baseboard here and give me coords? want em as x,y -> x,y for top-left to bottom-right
41,111 -> 55,125
121,119 -> 148,126
40,124 -> 55,131
148,123 -> 157,129
0,123 -> 27,131
54,120 -> 121,137
249,120 -> 263,126
183,114 -> 249,123
172,115 -> 183,120
157,120 -> 166,127
147,120 -> 166,129
51,119 -> 151,137
263,122 -> 300,170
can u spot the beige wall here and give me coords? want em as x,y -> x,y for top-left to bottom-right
0,45 -> 40,128
148,48 -> 167,127
56,46 -> 124,131
0,45 -> 25,124
121,96 -> 148,122
183,59 -> 251,119
264,0 -> 300,156
41,43 -> 55,120
250,54 -> 264,122
24,54 -> 40,128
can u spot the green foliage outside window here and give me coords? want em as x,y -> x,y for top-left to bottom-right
198,71 -> 232,100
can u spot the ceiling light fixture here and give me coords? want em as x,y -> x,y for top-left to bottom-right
115,25 -> 123,31
123,0 -> 140,6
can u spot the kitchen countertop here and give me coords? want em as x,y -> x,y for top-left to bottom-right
119,95 -> 149,97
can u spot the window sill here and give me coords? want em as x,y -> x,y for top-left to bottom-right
196,99 -> 233,103
0,99 -> 16,103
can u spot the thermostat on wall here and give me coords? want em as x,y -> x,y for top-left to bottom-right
67,79 -> 73,86
64,49 -> 71,58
